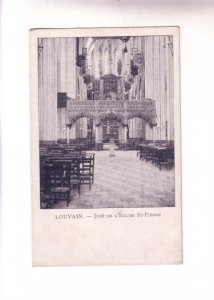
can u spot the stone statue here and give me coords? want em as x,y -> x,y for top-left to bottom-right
109,138 -> 116,157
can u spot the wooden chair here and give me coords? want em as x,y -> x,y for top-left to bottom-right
85,153 -> 95,183
79,155 -> 94,190
156,148 -> 173,170
47,161 -> 71,208
68,158 -> 81,196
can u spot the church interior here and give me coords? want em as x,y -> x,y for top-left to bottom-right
39,35 -> 175,209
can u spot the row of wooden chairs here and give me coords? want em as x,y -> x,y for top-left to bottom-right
40,152 -> 95,208
138,144 -> 174,171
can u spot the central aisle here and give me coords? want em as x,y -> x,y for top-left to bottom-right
54,150 -> 175,209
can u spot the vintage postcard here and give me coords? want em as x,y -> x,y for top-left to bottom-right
30,27 -> 182,266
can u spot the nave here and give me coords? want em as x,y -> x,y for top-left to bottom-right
38,35 -> 175,209
41,147 -> 175,209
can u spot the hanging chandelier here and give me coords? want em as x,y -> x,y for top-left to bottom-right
123,44 -> 128,53
118,36 -> 130,43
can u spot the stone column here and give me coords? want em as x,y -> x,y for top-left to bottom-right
152,126 -> 155,143
82,117 -> 88,138
119,125 -> 123,148
39,38 -> 58,142
100,79 -> 104,99
70,123 -> 76,140
99,126 -> 103,148
120,125 -> 128,149
95,125 -> 103,150
66,125 -> 70,144
124,126 -> 128,144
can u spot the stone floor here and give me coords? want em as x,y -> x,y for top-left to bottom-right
53,150 -> 175,209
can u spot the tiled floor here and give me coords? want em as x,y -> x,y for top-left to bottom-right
53,150 -> 175,209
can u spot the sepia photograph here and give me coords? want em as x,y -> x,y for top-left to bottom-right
38,33 -> 175,210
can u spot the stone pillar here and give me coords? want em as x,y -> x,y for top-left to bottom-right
82,117 -> 88,138
70,123 -> 76,140
94,45 -> 100,79
120,125 -> 128,149
124,126 -> 128,144
66,125 -> 70,144
39,38 -> 58,142
95,125 -> 103,150
100,79 -> 104,98
99,126 -> 103,148
119,125 -> 123,148
152,126 -> 155,143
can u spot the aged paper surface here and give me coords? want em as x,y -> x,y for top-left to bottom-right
30,27 -> 182,266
